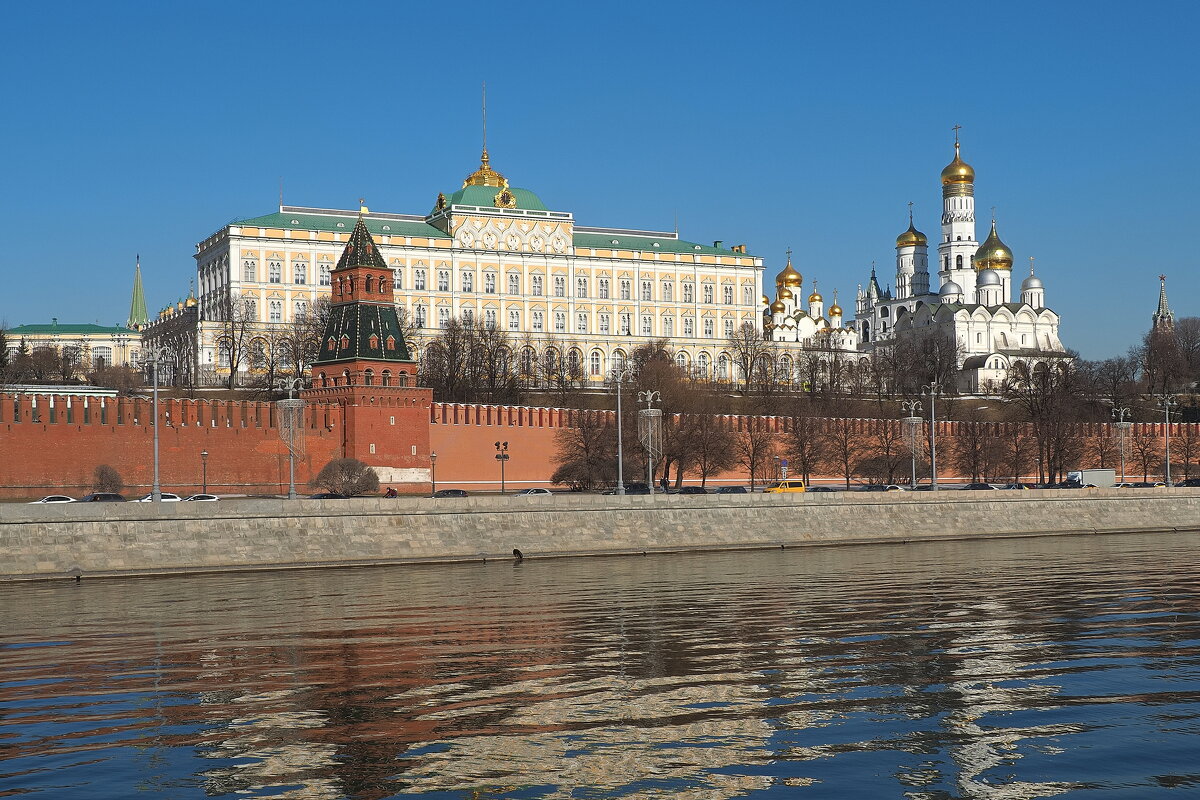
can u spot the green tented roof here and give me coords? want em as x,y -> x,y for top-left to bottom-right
442,184 -> 547,212
9,323 -> 136,334
234,211 -> 448,240
573,232 -> 754,257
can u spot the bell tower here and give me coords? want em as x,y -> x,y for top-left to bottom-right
303,206 -> 432,486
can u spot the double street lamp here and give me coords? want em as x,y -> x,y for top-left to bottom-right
1159,395 -> 1178,486
921,381 -> 941,490
275,377 -> 306,500
901,399 -> 922,489
1112,406 -> 1132,485
494,441 -> 510,493
637,390 -> 662,495
609,364 -> 636,495
138,346 -> 167,502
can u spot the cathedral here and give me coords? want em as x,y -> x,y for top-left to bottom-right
765,133 -> 1069,393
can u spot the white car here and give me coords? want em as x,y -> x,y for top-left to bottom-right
513,488 -> 553,496
136,493 -> 183,502
184,494 -> 219,502
28,495 -> 76,504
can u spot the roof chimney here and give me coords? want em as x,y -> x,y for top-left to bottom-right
713,240 -> 723,249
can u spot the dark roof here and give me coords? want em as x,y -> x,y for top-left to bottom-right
337,216 -> 389,271
314,303 -> 413,365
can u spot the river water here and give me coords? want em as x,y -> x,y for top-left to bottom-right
2,532 -> 1199,799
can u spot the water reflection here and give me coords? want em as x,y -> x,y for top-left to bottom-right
1,533 -> 1199,798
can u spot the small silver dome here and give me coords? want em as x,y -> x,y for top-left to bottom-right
1022,274 -> 1044,290
976,268 -> 1001,287
939,280 -> 963,296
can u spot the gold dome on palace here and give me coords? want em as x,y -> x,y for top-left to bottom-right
463,148 -> 507,188
779,287 -> 794,300
808,290 -> 823,303
940,142 -> 975,186
775,256 -> 802,288
974,220 -> 1013,270
896,221 -> 928,248
770,298 -> 786,313
829,302 -> 843,315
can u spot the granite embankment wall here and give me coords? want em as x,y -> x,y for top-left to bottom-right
3,488 -> 1198,581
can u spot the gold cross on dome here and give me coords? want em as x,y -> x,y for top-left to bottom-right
952,124 -> 962,144
786,247 -> 793,260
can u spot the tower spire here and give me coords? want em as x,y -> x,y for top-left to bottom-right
1154,274 -> 1175,332
127,255 -> 149,330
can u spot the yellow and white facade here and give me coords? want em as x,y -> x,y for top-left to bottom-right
190,149 -> 765,385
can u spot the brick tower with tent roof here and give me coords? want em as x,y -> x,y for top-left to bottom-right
302,204 -> 433,488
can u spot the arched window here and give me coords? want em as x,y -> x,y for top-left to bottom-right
365,275 -> 374,294
382,370 -> 391,386
718,354 -> 730,380
676,352 -> 688,371
319,372 -> 328,387
697,352 -> 711,378
342,369 -> 351,386
943,256 -> 949,270
364,369 -> 374,386
399,372 -> 409,387
955,255 -> 963,269
590,351 -> 602,376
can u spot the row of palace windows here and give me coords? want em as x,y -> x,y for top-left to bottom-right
241,299 -> 309,322
513,347 -> 736,381
413,306 -> 736,338
243,260 -> 334,286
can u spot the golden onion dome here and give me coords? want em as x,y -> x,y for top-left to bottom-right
770,298 -> 786,313
185,295 -> 197,308
808,290 -> 823,303
779,287 -> 794,301
829,302 -> 843,316
774,254 -> 802,288
462,148 -> 507,188
896,221 -> 928,248
940,141 -> 975,186
761,294 -> 769,306
974,220 -> 1014,270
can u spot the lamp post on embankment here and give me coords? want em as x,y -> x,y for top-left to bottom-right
1160,395 -> 1178,486
609,364 -> 636,496
200,450 -> 209,494
494,441 -> 509,494
1112,406 -> 1131,485
921,382 -> 941,490
430,452 -> 438,497
901,400 -> 922,489
138,346 -> 167,502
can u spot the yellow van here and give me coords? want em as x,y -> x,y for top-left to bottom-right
762,479 -> 806,493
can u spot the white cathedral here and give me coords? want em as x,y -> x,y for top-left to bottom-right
765,135 -> 1067,393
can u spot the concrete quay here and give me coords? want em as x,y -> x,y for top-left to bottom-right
2,488 -> 1198,582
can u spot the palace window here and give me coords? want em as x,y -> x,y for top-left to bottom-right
683,316 -> 694,337
242,260 -> 257,282
508,310 -> 520,330
508,272 -> 520,294
742,286 -> 752,305
641,280 -> 652,301
599,313 -> 611,334
462,308 -> 474,324
320,264 -> 331,286
641,315 -> 652,335
662,281 -> 673,302
577,312 -> 588,333
599,278 -> 610,299
438,307 -> 450,327
590,351 -> 602,376
268,261 -> 282,283
294,300 -> 308,318
663,316 -> 674,336
723,285 -> 733,304
620,279 -> 631,300
437,270 -> 449,291
462,271 -> 474,292
532,275 -> 543,296
955,255 -> 963,269
703,284 -> 713,304
703,318 -> 714,337
414,269 -> 427,290
576,277 -> 588,298
533,310 -> 544,332
414,304 -> 427,326
683,282 -> 695,302
393,270 -> 402,290
619,313 -> 631,335
484,309 -> 496,329
484,272 -> 496,293
697,352 -> 710,377
293,262 -> 307,285
554,276 -> 566,297
243,299 -> 257,319
554,311 -> 566,332
723,319 -> 733,337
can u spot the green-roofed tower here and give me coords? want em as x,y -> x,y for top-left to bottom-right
128,256 -> 149,330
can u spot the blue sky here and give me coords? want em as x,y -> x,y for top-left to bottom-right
1,0 -> 1196,359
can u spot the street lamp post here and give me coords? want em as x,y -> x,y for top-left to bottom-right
1159,395 -> 1178,485
637,390 -> 662,495
1112,406 -> 1131,485
430,452 -> 437,496
275,377 -> 306,500
494,441 -> 509,493
201,450 -> 209,495
901,399 -> 922,489
609,364 -> 635,495
139,346 -> 166,502
921,382 -> 941,490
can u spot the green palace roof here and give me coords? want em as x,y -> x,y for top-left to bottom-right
573,232 -> 752,257
234,211 -> 448,240
9,323 -> 136,335
441,184 -> 547,212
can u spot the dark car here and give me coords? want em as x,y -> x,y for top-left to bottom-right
432,488 -> 468,498
677,486 -> 708,495
306,492 -> 347,499
808,486 -> 839,493
858,484 -> 890,492
961,483 -> 996,490
1000,483 -> 1037,490
1174,478 -> 1200,488
912,484 -> 937,491
603,483 -> 651,495
714,486 -> 748,494
77,493 -> 126,502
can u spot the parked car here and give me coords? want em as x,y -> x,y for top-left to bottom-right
601,483 -> 651,495
762,479 -> 806,494
77,493 -> 126,502
961,483 -> 996,490
306,492 -> 347,499
184,494 -> 220,502
912,485 -> 938,491
28,495 -> 76,504
1000,483 -> 1037,490
1174,478 -> 1200,488
1128,482 -> 1166,488
136,493 -> 183,502
513,488 -> 552,496
677,486 -> 709,495
714,486 -> 748,494
432,488 -> 468,498
807,486 -> 839,493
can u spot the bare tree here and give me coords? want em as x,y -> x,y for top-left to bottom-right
1129,428 -> 1163,482
735,424 -> 775,488
823,397 -> 867,488
310,458 -> 380,496
92,464 -> 124,494
1140,329 -> 1186,396
214,291 -> 256,389
1003,359 -> 1089,484
727,321 -> 774,393
551,410 -> 616,490
859,419 -> 914,485
784,398 -> 829,485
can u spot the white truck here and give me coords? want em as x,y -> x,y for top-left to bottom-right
1067,469 -> 1116,488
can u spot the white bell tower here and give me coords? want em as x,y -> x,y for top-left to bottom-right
937,126 -> 979,302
